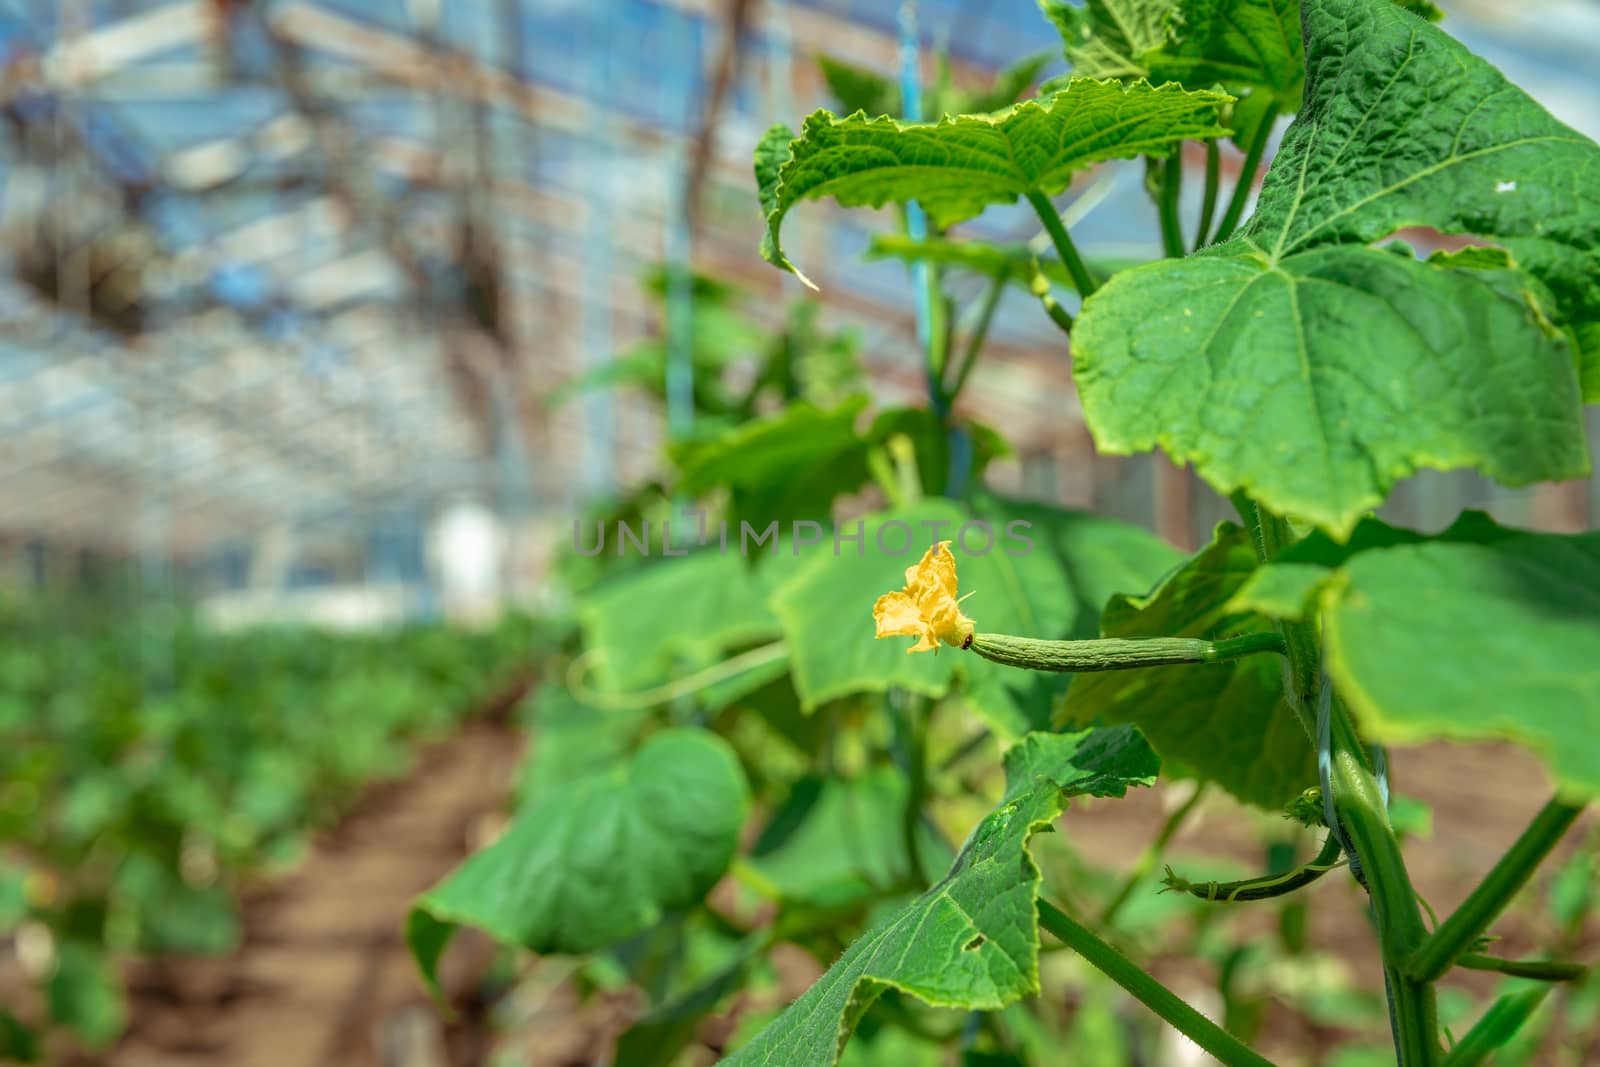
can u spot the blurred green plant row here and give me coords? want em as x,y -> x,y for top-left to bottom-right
0,599 -> 542,1060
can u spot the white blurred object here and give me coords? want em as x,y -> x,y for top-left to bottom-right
431,499 -> 506,623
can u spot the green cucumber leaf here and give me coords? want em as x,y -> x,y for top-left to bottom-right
1039,0 -> 1175,82
1056,523 -> 1314,808
817,51 -> 1050,121
0,1009 -> 39,1063
1322,528 -> 1600,797
513,683 -> 643,805
47,943 -> 126,1049
1072,0 -> 1598,537
747,768 -> 954,907
1148,0 -> 1304,108
1393,0 -> 1444,20
580,550 -> 788,694
719,726 -> 1159,1067
956,53 -> 1056,115
817,55 -> 897,118
408,728 -> 749,995
1227,510 -> 1511,619
672,397 -> 875,531
971,494 -> 1183,640
1575,321 -> 1600,403
757,80 -> 1228,286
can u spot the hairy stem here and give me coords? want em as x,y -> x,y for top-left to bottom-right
1102,784 -> 1207,925
967,631 -> 1284,673
1195,140 -> 1221,249
1025,189 -> 1098,297
1455,953 -> 1587,982
1247,501 -> 1436,1065
1158,150 -> 1186,258
1439,990 -> 1552,1067
1037,899 -> 1278,1067
893,695 -> 931,886
1407,797 -> 1585,982
1038,287 -> 1074,333
1210,102 -> 1278,245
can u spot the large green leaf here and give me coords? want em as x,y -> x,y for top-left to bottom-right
757,80 -> 1228,286
1147,0 -> 1303,107
0,1009 -> 39,1063
580,551 -> 787,693
1072,0 -> 1598,537
747,768 -> 953,908
719,726 -> 1159,1067
974,494 -> 1182,640
1319,529 -> 1600,797
672,397 -> 875,531
513,683 -> 642,805
1226,510 -> 1510,620
408,728 -> 748,993
1057,524 -> 1314,808
818,52 -> 1052,120
47,944 -> 126,1049
1039,0 -> 1175,81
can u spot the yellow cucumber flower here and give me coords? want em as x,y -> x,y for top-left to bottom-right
872,540 -> 976,654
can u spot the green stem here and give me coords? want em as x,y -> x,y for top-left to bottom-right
939,725 -> 991,773
1025,189 -> 1097,297
1246,501 -> 1435,1065
967,631 -> 1284,673
1158,150 -> 1185,259
1455,954 -> 1586,982
1037,899 -> 1278,1067
1439,990 -> 1552,1067
930,288 -> 954,389
1326,711 -> 1438,1066
1102,784 -> 1207,925
943,274 -> 1005,406
567,640 -> 788,710
1406,797 -> 1584,982
1247,500 -> 1318,742
1210,102 -> 1278,245
1038,288 -> 1074,333
895,696 -> 931,887
1195,140 -> 1221,249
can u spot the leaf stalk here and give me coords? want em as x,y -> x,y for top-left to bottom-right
1024,189 -> 1098,297
1037,898 -> 1278,1067
1158,150 -> 1186,258
1209,101 -> 1278,245
1195,140 -> 1221,248
1406,797 -> 1584,982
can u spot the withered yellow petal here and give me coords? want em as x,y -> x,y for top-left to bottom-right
873,591 -> 924,639
870,540 -> 976,655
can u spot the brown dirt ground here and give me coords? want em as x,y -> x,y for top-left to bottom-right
79,718 -> 1597,1067
85,677 -> 531,1067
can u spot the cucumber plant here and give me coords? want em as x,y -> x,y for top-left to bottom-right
412,2 -> 1599,1064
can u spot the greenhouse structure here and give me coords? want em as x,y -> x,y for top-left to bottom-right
2,0 -> 1599,1064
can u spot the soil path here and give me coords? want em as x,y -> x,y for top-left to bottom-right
100,680 -> 529,1067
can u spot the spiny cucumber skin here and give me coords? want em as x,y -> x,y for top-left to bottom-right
966,632 -> 1283,673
